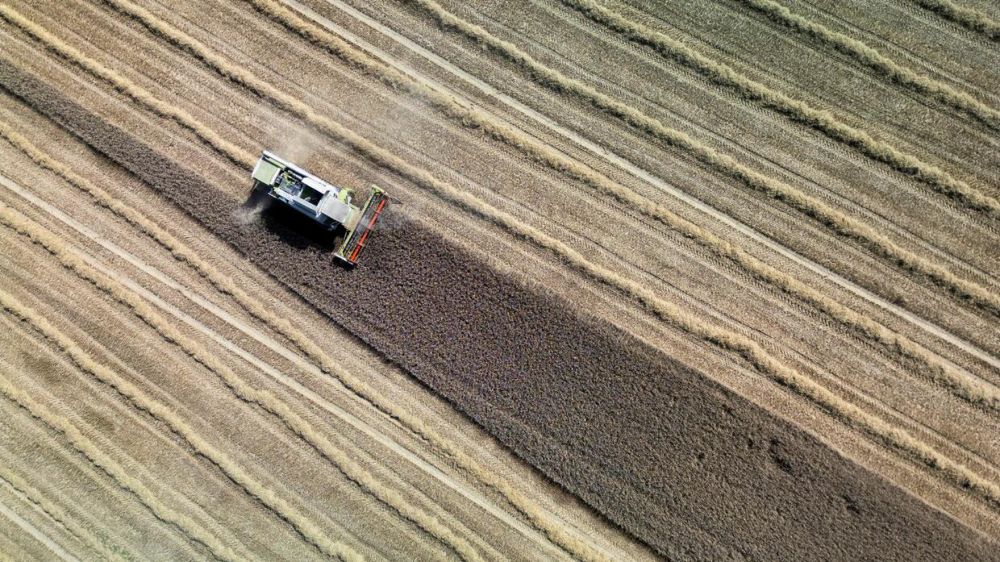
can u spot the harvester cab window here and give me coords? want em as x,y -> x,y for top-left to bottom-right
276,171 -> 297,195
300,185 -> 323,205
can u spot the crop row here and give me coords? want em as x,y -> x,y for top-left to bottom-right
250,0 -> 999,410
14,0 -> 1000,514
1,1 -> 997,556
406,0 -> 1000,315
0,319 -> 242,561
1,56 -> 995,556
0,109 -> 598,561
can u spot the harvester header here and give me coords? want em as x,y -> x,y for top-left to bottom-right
251,151 -> 388,266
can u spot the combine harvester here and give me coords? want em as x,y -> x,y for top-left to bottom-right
251,151 -> 388,266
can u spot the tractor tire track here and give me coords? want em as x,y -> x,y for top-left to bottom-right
17,17 -> 1000,516
0,200 -> 484,562
0,361 -> 194,562
734,0 -> 1000,128
4,56 -> 998,558
0,121 -> 594,561
0,362 -> 240,562
450,3 -> 1000,212
909,0 -> 1000,40
0,470 -> 119,562
398,0 -> 1000,319
94,0 -> 1000,416
0,464 -> 85,562
0,259 -> 367,562
0,3 -> 254,169
0,255 -> 370,562
603,0 -> 1000,196
496,0 -> 1000,279
0,494 -> 79,562
565,0 -> 1000,204
438,1 -> 1000,270
268,0 -> 1000,406
799,0 -> 1000,105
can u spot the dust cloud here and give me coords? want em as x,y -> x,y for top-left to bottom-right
267,122 -> 325,166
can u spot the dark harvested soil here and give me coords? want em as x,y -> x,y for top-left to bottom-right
3,61 -> 995,560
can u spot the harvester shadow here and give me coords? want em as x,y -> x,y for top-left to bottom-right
240,187 -> 342,255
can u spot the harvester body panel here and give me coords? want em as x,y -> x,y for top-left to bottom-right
251,157 -> 283,185
252,150 -> 387,266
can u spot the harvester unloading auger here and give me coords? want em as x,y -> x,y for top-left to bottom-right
251,151 -> 388,266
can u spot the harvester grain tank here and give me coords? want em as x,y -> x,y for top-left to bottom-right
251,151 -> 388,266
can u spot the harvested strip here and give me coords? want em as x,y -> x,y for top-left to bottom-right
28,0 -> 998,320
0,470 -> 119,562
57,1 -> 1000,501
406,0 -> 1000,313
0,472 -> 87,562
0,202 -> 481,562
3,58 -> 999,559
566,0 -> 1000,211
60,122 -> 1000,558
103,0 -> 1000,417
0,122 -> 599,561
0,3 -> 253,169
0,284 -> 365,562
736,0 -> 1000,128
239,0 -> 1000,411
910,0 -> 1000,40
3,23 -> 996,509
0,356 -> 240,562
0,485 -> 80,562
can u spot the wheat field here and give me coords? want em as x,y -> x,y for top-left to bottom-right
0,0 -> 998,560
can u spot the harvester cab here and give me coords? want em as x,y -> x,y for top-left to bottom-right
251,151 -> 388,266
